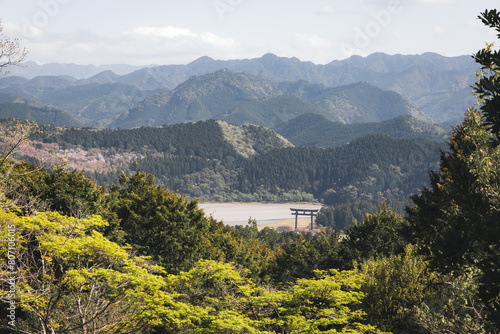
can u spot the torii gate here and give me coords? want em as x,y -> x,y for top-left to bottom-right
290,208 -> 319,231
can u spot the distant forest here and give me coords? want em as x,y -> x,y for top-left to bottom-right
36,120 -> 445,207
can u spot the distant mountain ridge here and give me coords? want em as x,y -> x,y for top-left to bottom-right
9,52 -> 477,125
1,66 -> 424,129
113,69 -> 422,128
7,61 -> 146,79
275,114 -> 448,147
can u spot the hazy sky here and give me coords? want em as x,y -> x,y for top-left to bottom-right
1,0 -> 498,65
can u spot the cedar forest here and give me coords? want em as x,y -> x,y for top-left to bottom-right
1,9 -> 500,334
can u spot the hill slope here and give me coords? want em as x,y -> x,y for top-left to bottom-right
12,119 -> 445,204
0,93 -> 82,127
275,113 -> 448,147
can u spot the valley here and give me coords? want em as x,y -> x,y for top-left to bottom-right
0,52 -> 465,231
1,4 -> 500,331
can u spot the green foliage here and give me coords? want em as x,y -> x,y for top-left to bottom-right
342,203 -> 409,264
42,166 -> 105,217
265,269 -> 386,333
473,9 -> 500,140
402,11 -> 500,327
316,197 -> 408,232
230,224 -> 297,250
406,110 -> 500,324
165,260 -> 256,332
414,269 -> 489,334
267,231 -> 343,286
9,163 -> 106,218
359,245 -> 436,332
161,260 -> 385,334
0,210 -> 188,334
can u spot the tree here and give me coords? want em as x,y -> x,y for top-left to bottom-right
342,203 -> 409,265
267,231 -> 343,286
359,245 -> 437,332
404,11 -> 500,327
414,268 -> 489,334
0,123 -> 39,211
406,109 -> 500,324
164,260 -> 257,333
473,9 -> 500,140
0,210 -> 195,334
260,269 -> 385,333
163,260 -> 385,333
0,22 -> 27,75
42,166 -> 106,218
106,170 -> 220,274
316,206 -> 337,230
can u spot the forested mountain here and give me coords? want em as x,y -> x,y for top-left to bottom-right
279,80 -> 429,123
132,52 -> 477,125
0,67 -> 426,129
275,113 -> 448,147
113,69 -> 422,128
40,82 -> 151,128
0,92 -> 82,127
13,118 -> 444,205
9,52 -> 477,126
0,77 -> 155,128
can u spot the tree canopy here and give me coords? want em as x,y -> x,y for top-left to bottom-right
473,9 -> 500,140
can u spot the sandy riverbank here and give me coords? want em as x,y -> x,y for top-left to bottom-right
198,202 -> 322,227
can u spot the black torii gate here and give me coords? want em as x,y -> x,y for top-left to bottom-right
290,208 -> 319,231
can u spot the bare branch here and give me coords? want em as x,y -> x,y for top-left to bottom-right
0,21 -> 28,76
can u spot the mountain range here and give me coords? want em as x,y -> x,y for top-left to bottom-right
0,67 -> 428,131
4,52 -> 478,126
7,61 -> 145,79
114,69 -> 427,129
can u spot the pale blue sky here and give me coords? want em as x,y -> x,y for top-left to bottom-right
1,0 -> 498,65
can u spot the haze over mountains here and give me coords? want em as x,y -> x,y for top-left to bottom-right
0,52 -> 477,143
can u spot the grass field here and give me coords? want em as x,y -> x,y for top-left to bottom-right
258,217 -> 316,231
